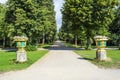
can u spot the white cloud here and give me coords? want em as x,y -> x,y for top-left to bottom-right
53,0 -> 64,31
0,0 -> 7,4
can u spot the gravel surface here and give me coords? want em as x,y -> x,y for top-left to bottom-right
0,41 -> 120,80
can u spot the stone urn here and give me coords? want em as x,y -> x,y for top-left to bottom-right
94,36 -> 108,61
14,36 -> 28,62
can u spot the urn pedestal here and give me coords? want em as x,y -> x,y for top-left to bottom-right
94,36 -> 108,61
14,36 -> 28,63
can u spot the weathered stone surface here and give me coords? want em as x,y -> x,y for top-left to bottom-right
96,49 -> 107,61
16,50 -> 27,62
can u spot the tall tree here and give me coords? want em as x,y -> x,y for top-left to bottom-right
0,3 -> 7,48
5,0 -> 37,44
109,6 -> 120,47
4,0 -> 57,46
62,0 -> 85,46
61,0 -> 118,49
35,0 -> 57,45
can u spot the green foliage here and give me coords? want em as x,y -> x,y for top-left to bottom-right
0,4 -> 6,29
34,0 -> 57,45
109,6 -> 120,46
0,0 -> 57,47
61,0 -> 118,49
25,44 -> 37,51
0,50 -> 48,72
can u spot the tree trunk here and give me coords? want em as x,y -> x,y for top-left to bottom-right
75,35 -> 77,46
3,37 -> 5,48
42,38 -> 45,46
10,39 -> 12,47
36,39 -> 39,47
28,37 -> 32,44
67,33 -> 70,43
86,36 -> 92,50
118,44 -> 120,50
42,32 -> 45,45
80,40 -> 83,48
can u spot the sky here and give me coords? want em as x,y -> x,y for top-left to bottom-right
0,0 -> 7,4
0,0 -> 64,31
53,0 -> 64,31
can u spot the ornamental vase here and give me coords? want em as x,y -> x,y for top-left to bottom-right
94,36 -> 108,61
14,36 -> 28,62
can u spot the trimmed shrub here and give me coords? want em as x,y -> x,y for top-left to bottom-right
25,45 -> 37,51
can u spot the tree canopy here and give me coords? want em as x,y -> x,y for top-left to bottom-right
60,0 -> 119,49
0,0 -> 57,47
109,6 -> 120,46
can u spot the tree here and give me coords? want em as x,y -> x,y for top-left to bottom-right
109,6 -> 120,48
61,0 -> 85,46
5,0 -> 37,45
35,0 -> 57,45
61,0 -> 118,49
4,0 -> 57,47
0,3 -> 6,48
0,3 -> 14,47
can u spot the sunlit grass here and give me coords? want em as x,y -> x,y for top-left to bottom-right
0,50 -> 48,73
75,50 -> 120,69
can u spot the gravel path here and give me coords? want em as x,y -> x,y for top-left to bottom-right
0,41 -> 120,80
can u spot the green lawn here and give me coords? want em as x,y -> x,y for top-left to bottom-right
0,50 -> 48,73
37,44 -> 52,48
62,41 -> 81,48
75,50 -> 120,69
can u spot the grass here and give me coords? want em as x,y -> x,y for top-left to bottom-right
75,50 -> 120,69
0,50 -> 49,73
37,44 -> 52,48
66,43 -> 81,48
62,41 -> 81,48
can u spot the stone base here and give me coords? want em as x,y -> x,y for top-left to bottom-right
96,49 -> 107,61
16,50 -> 27,63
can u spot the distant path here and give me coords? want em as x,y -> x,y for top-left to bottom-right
0,40 -> 120,80
48,40 -> 82,50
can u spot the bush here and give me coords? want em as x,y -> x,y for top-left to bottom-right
25,45 -> 37,51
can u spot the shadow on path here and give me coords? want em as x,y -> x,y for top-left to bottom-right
77,57 -> 94,61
